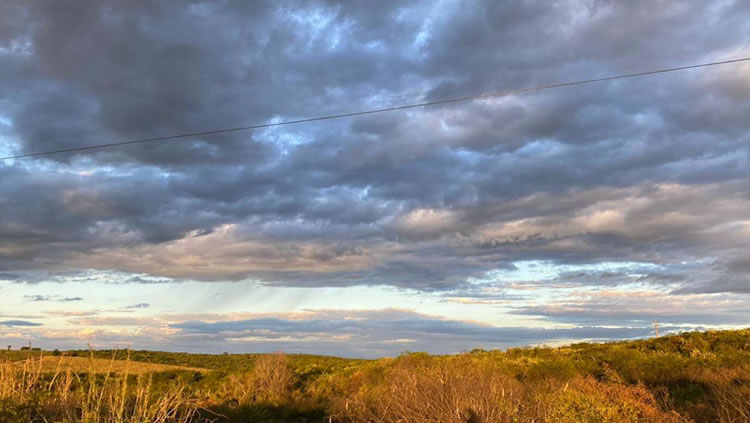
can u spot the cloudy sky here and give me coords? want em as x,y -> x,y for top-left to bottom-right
1,0 -> 749,357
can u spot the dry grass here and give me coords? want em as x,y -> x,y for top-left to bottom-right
0,352 -> 206,423
9,355 -> 206,375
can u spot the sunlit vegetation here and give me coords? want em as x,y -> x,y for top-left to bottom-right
1,329 -> 749,422
7,355 -> 206,375
0,351 -> 200,423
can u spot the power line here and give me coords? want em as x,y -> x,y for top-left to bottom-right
3,56 -> 749,161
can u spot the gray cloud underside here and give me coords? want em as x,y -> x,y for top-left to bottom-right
24,295 -> 83,302
0,0 -> 749,299
122,303 -> 150,309
0,320 -> 42,327
169,309 -> 690,357
52,309 -> 686,357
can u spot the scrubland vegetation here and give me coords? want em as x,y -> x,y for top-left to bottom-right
1,329 -> 749,422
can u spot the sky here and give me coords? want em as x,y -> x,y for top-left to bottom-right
1,0 -> 749,358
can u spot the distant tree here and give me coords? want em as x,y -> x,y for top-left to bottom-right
52,348 -> 61,356
20,346 -> 29,351
6,345 -> 10,351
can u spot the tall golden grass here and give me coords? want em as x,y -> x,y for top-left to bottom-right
0,351 -> 203,423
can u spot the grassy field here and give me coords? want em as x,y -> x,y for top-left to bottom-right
6,355 -> 207,375
1,329 -> 750,422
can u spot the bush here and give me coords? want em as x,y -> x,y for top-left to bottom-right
529,377 -> 688,423
333,354 -> 523,423
695,368 -> 750,423
223,352 -> 297,407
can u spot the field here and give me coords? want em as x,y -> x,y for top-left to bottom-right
1,329 -> 750,422
6,355 -> 206,375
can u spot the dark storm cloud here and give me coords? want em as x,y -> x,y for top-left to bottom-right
0,0 -> 749,300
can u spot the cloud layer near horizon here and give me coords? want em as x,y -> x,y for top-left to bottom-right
1,0 -> 749,353
0,307 -> 700,357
